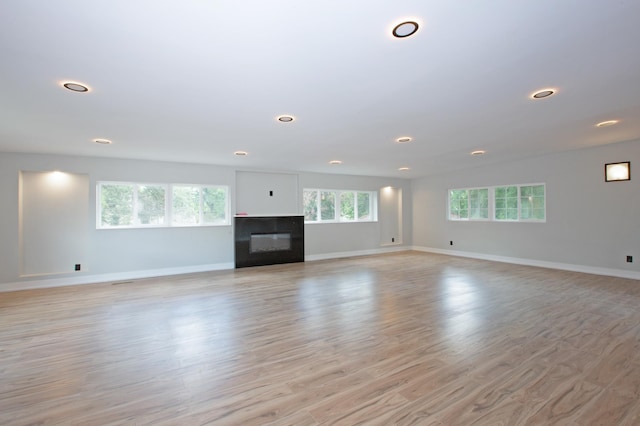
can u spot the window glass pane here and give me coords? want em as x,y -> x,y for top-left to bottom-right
137,185 -> 165,225
520,195 -> 532,219
172,186 -> 200,225
320,191 -> 335,221
449,189 -> 468,220
340,192 -> 355,221
100,183 -> 134,227
202,186 -> 227,224
303,190 -> 318,221
357,192 -> 371,220
522,185 -> 545,220
496,186 -> 518,221
468,188 -> 488,219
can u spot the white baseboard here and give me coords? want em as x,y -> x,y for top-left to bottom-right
0,246 -> 411,292
305,245 -> 408,262
0,262 -> 235,293
8,244 -> 631,292
412,246 -> 640,280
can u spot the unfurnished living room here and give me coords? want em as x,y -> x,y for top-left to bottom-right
1,1 -> 639,425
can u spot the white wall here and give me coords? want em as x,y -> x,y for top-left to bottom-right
0,152 -> 413,290
19,171 -> 89,276
235,171 -> 299,215
0,153 -> 237,289
412,139 -> 640,277
299,172 -> 412,258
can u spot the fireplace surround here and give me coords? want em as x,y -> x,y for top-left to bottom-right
234,216 -> 304,268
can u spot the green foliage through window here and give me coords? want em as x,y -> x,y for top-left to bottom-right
449,188 -> 488,220
100,183 -> 134,227
449,184 -> 545,222
303,189 -> 377,223
98,182 -> 228,228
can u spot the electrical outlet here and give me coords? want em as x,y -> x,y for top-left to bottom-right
74,264 -> 81,271
450,241 -> 453,246
392,237 -> 394,243
627,256 -> 633,263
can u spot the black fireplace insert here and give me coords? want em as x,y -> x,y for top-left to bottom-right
235,216 -> 304,268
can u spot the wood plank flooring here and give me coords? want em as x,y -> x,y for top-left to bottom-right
2,251 -> 640,425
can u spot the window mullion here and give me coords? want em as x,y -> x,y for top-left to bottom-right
354,192 -> 359,221
199,186 -> 204,225
316,190 -> 321,222
133,184 -> 139,226
168,184 -> 173,226
517,185 -> 521,221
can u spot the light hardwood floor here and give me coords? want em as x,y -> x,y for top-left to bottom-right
2,251 -> 640,425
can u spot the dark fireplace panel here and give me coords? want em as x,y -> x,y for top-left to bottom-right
235,216 -> 304,268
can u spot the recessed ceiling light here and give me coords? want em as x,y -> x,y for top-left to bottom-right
470,150 -> 486,156
395,136 -> 413,143
392,21 -> 419,38
531,88 -> 556,99
234,151 -> 248,156
277,115 -> 295,123
62,81 -> 90,92
398,167 -> 410,171
596,120 -> 620,127
93,138 -> 112,145
329,160 -> 342,165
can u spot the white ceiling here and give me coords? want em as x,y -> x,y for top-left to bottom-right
1,0 -> 639,178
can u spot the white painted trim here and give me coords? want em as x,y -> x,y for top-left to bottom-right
1,246 -> 412,292
305,245 -> 408,262
411,246 -> 640,281
0,262 -> 234,293
8,245 -> 632,292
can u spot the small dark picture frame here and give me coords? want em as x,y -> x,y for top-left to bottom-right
604,162 -> 630,182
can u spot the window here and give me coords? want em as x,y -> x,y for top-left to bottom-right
320,191 -> 336,221
98,182 -> 229,229
520,185 -> 545,221
303,189 -> 377,223
494,186 -> 518,221
100,183 -> 135,227
449,188 -> 489,220
448,183 -> 545,222
138,184 -> 166,225
172,185 -> 228,226
497,184 -> 545,221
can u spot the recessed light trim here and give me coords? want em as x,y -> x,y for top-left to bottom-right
93,138 -> 112,145
329,160 -> 342,165
398,167 -> 410,171
470,150 -> 486,156
392,21 -> 419,38
277,115 -> 295,123
596,120 -> 620,127
62,81 -> 90,92
531,88 -> 556,99
234,151 -> 248,156
395,136 -> 413,143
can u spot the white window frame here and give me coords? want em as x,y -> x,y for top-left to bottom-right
97,181 -> 230,229
303,189 -> 378,224
447,183 -> 546,223
448,187 -> 490,221
494,183 -> 546,223
170,184 -> 230,227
